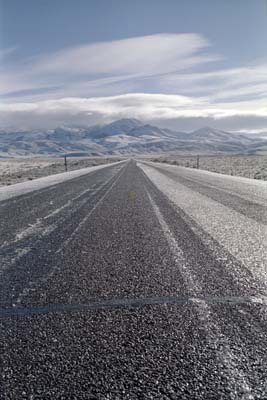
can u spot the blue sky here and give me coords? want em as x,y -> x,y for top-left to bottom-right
0,0 -> 267,131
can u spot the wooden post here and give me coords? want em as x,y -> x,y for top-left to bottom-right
64,155 -> 68,172
196,155 -> 199,169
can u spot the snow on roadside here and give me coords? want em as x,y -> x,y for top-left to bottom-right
142,161 -> 267,206
0,158 -> 54,175
139,162 -> 267,289
0,161 -> 125,202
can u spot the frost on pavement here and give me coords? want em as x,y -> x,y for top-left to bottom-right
0,161 -> 124,202
139,162 -> 267,290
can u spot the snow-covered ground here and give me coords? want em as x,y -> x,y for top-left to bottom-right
0,158 -> 55,176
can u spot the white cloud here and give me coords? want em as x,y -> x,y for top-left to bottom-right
1,33 -> 267,132
32,33 -> 212,76
1,93 -> 267,130
161,63 -> 267,100
0,33 -> 218,98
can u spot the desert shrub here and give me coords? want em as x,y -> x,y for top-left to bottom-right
254,171 -> 262,179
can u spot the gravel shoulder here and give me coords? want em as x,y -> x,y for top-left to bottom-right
147,154 -> 267,181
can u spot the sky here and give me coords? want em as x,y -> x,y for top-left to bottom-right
0,0 -> 267,132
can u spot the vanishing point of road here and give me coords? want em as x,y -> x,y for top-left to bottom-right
1,160 -> 267,399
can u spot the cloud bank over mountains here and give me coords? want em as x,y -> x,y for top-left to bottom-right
1,33 -> 267,131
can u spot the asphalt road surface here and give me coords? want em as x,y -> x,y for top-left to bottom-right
1,160 -> 267,399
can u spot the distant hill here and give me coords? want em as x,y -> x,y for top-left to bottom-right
0,118 -> 266,157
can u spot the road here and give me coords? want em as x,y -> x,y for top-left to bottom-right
0,160 -> 267,399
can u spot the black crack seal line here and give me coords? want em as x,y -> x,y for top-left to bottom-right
1,295 -> 267,318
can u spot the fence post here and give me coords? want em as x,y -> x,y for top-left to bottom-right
196,155 -> 199,169
64,155 -> 68,172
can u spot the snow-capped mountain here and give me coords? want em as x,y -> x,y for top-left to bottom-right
0,119 -> 266,157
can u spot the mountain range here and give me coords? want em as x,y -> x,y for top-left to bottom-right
0,118 -> 267,157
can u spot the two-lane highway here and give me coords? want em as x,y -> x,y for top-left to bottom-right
1,160 -> 267,399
